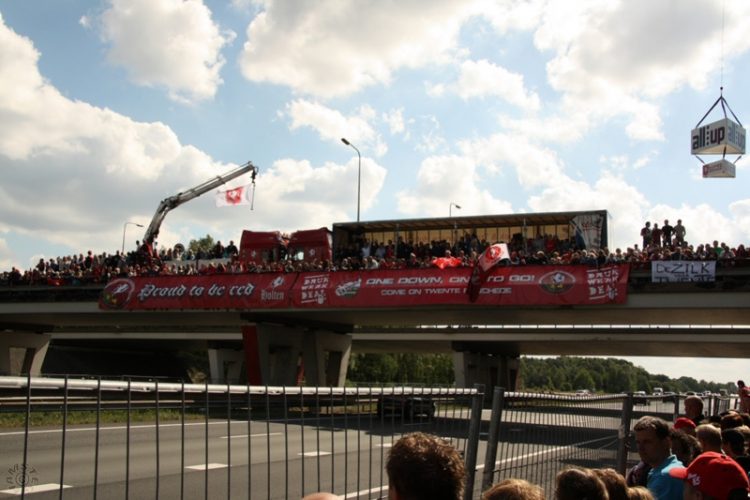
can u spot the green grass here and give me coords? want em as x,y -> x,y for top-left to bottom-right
0,409 -> 206,428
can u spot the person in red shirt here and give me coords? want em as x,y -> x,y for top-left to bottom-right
737,380 -> 750,413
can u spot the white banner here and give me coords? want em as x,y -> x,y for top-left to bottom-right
651,261 -> 716,283
571,214 -> 603,249
216,184 -> 253,207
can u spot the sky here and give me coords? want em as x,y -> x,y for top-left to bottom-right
1,0 -> 749,383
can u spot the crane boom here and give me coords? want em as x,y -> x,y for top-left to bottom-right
141,161 -> 258,247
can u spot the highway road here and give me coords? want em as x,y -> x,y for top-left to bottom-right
0,397 -> 698,499
0,415 -> 456,499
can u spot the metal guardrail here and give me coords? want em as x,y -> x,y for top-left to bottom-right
0,376 -> 483,500
1,377 -> 738,500
477,389 -> 737,499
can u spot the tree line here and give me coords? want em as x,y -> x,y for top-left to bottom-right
346,353 -> 737,394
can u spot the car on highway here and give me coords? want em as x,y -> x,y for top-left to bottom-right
376,396 -> 437,419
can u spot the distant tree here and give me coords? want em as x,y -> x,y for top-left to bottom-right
573,370 -> 595,391
189,235 -> 215,257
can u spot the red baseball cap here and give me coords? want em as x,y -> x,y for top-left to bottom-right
669,452 -> 750,499
674,417 -> 696,431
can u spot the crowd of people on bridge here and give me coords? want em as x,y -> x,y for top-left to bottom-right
2,218 -> 749,287
304,392 -> 750,500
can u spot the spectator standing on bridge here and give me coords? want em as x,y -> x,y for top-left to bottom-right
673,220 -> 686,247
651,224 -> 663,248
737,380 -> 750,413
641,222 -> 652,249
386,432 -> 465,500
482,478 -> 545,500
633,416 -> 683,500
668,451 -> 749,500
661,220 -> 674,247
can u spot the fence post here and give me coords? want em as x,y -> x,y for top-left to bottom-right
616,393 -> 634,475
463,384 -> 485,500
673,394 -> 680,421
481,387 -> 505,492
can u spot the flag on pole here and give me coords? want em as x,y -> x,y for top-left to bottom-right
215,184 -> 253,207
467,243 -> 510,302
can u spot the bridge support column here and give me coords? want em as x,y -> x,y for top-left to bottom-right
0,333 -> 50,376
207,348 -> 245,384
452,352 -> 519,392
241,324 -> 352,387
302,330 -> 352,387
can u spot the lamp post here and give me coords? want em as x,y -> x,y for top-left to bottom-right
122,222 -> 144,254
341,138 -> 361,222
449,203 -> 461,249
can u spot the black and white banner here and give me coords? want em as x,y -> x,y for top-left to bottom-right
651,261 -> 716,282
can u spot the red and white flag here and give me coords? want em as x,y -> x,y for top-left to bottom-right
216,184 -> 252,207
467,243 -> 510,302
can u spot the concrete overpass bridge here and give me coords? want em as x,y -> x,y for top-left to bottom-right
2,266 -> 749,389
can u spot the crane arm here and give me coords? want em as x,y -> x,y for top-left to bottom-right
142,161 -> 258,246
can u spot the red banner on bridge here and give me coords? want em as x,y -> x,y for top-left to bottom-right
99,273 -> 294,310
99,265 -> 629,310
290,265 -> 628,307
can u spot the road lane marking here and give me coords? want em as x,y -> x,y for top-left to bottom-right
299,451 -> 332,457
185,463 -> 228,470
0,483 -> 71,495
219,432 -> 282,439
0,421 -> 259,437
474,435 -> 614,470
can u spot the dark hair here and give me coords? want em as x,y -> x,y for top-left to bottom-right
722,429 -> 746,455
721,413 -> 744,431
483,478 -> 545,500
633,416 -> 670,440
386,432 -> 465,500
592,469 -> 627,500
555,468 -> 609,500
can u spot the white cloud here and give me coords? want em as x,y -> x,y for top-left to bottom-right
238,0 -> 474,98
257,157 -> 388,227
97,0 -> 234,103
520,0 -> 750,143
286,99 -> 387,156
396,155 -> 513,217
0,14 -> 389,267
383,108 -> 406,136
454,59 -> 540,110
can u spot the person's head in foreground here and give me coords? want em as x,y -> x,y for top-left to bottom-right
626,486 -> 654,500
633,416 -> 673,467
483,478 -> 545,500
386,432 -> 465,500
555,467 -> 609,500
668,451 -> 750,500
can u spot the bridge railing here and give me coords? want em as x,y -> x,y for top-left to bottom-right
0,376 -> 483,499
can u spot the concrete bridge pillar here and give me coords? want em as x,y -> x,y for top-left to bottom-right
207,348 -> 245,384
241,324 -> 352,387
0,333 -> 50,376
452,351 -> 519,393
302,330 -> 352,387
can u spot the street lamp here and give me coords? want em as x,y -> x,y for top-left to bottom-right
449,202 -> 461,217
122,222 -> 144,254
341,137 -> 361,222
